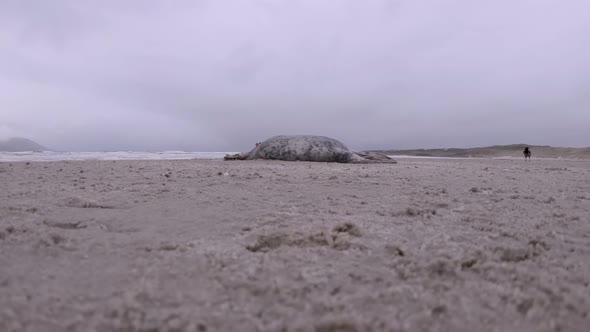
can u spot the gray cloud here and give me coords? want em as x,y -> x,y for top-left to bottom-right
1,0 -> 589,151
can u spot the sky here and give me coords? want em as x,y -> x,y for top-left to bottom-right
1,0 -> 589,152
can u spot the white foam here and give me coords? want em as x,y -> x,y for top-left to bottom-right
0,151 -> 236,162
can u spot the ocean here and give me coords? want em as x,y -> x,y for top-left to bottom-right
0,151 -> 234,162
0,151 -> 493,163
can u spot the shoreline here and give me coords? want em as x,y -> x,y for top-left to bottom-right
2,151 -> 590,163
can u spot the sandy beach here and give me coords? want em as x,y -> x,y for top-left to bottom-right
1,158 -> 589,331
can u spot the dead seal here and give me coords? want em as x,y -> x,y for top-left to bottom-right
224,135 -> 396,164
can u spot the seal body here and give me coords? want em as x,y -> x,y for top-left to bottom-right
225,135 -> 396,164
249,135 -> 353,162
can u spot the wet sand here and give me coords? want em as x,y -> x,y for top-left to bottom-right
1,158 -> 589,331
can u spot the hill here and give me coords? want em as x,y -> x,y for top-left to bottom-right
0,138 -> 50,152
376,144 -> 590,159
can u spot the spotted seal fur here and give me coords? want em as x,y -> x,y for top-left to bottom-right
224,135 -> 396,164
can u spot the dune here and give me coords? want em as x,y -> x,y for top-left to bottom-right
377,144 -> 590,159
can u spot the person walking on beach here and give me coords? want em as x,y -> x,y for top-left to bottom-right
523,147 -> 531,161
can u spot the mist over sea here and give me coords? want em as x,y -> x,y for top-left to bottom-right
0,151 -> 234,162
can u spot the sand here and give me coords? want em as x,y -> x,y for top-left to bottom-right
1,158 -> 589,331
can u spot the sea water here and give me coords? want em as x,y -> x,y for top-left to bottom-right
0,151 -> 499,162
0,151 -> 235,162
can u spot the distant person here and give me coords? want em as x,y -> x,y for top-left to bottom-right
523,147 -> 531,161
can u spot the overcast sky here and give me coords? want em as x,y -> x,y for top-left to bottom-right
1,0 -> 589,151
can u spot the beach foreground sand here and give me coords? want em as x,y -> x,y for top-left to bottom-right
1,158 -> 589,331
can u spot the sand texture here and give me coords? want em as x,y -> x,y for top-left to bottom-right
1,158 -> 589,331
